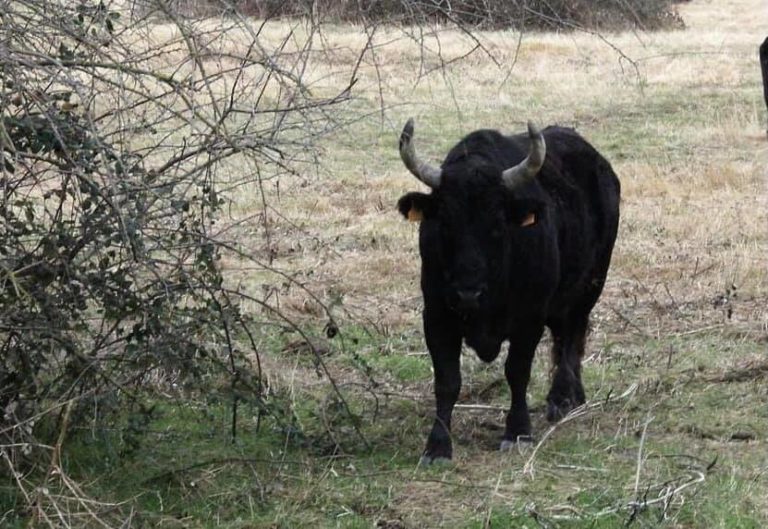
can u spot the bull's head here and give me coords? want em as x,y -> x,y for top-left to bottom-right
397,119 -> 547,315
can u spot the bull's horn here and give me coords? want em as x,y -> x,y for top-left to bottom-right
399,118 -> 442,188
501,121 -> 546,191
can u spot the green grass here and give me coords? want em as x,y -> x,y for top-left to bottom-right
4,327 -> 764,528
83,405 -> 417,527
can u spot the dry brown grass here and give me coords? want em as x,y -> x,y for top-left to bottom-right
200,0 -> 767,343
74,1 -> 767,526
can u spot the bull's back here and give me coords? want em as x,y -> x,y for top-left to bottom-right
538,127 -> 620,312
541,126 -> 619,239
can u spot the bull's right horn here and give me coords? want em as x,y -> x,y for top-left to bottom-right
501,121 -> 546,191
399,118 -> 442,189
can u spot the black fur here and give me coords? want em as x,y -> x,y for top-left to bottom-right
761,37 -> 768,134
398,125 -> 620,462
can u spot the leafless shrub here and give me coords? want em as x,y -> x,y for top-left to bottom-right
0,0 -> 364,524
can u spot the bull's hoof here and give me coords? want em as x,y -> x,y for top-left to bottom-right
546,396 -> 583,422
546,401 -> 569,422
546,386 -> 585,422
419,454 -> 452,466
422,435 -> 452,463
499,436 -> 533,451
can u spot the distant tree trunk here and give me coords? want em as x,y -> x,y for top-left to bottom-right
760,37 -> 768,136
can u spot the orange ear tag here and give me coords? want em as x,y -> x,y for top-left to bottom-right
520,212 -> 536,227
407,207 -> 423,222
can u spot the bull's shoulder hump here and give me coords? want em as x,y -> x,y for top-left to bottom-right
447,129 -> 514,159
541,125 -> 582,140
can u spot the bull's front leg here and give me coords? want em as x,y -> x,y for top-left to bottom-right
421,310 -> 462,464
501,326 -> 544,450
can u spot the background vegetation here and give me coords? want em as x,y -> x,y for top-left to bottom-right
1,0 -> 766,527
149,0 -> 686,30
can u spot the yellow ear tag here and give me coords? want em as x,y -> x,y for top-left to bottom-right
521,212 -> 536,227
407,206 -> 423,222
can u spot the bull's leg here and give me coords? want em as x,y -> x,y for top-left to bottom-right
421,311 -> 462,464
546,315 -> 589,422
501,326 -> 544,449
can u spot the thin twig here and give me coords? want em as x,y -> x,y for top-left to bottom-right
633,416 -> 654,496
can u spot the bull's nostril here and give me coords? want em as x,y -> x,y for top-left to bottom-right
457,289 -> 482,305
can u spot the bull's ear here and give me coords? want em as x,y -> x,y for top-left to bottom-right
397,192 -> 434,222
508,198 -> 545,228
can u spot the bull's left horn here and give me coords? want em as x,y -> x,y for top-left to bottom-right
501,121 -> 546,191
399,118 -> 442,189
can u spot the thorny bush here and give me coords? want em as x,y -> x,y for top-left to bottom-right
0,0 -> 353,522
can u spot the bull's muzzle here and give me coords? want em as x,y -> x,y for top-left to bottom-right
452,288 -> 483,313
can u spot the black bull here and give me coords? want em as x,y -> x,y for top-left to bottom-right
396,119 -> 620,463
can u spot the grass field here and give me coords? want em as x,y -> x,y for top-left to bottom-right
8,0 -> 767,527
